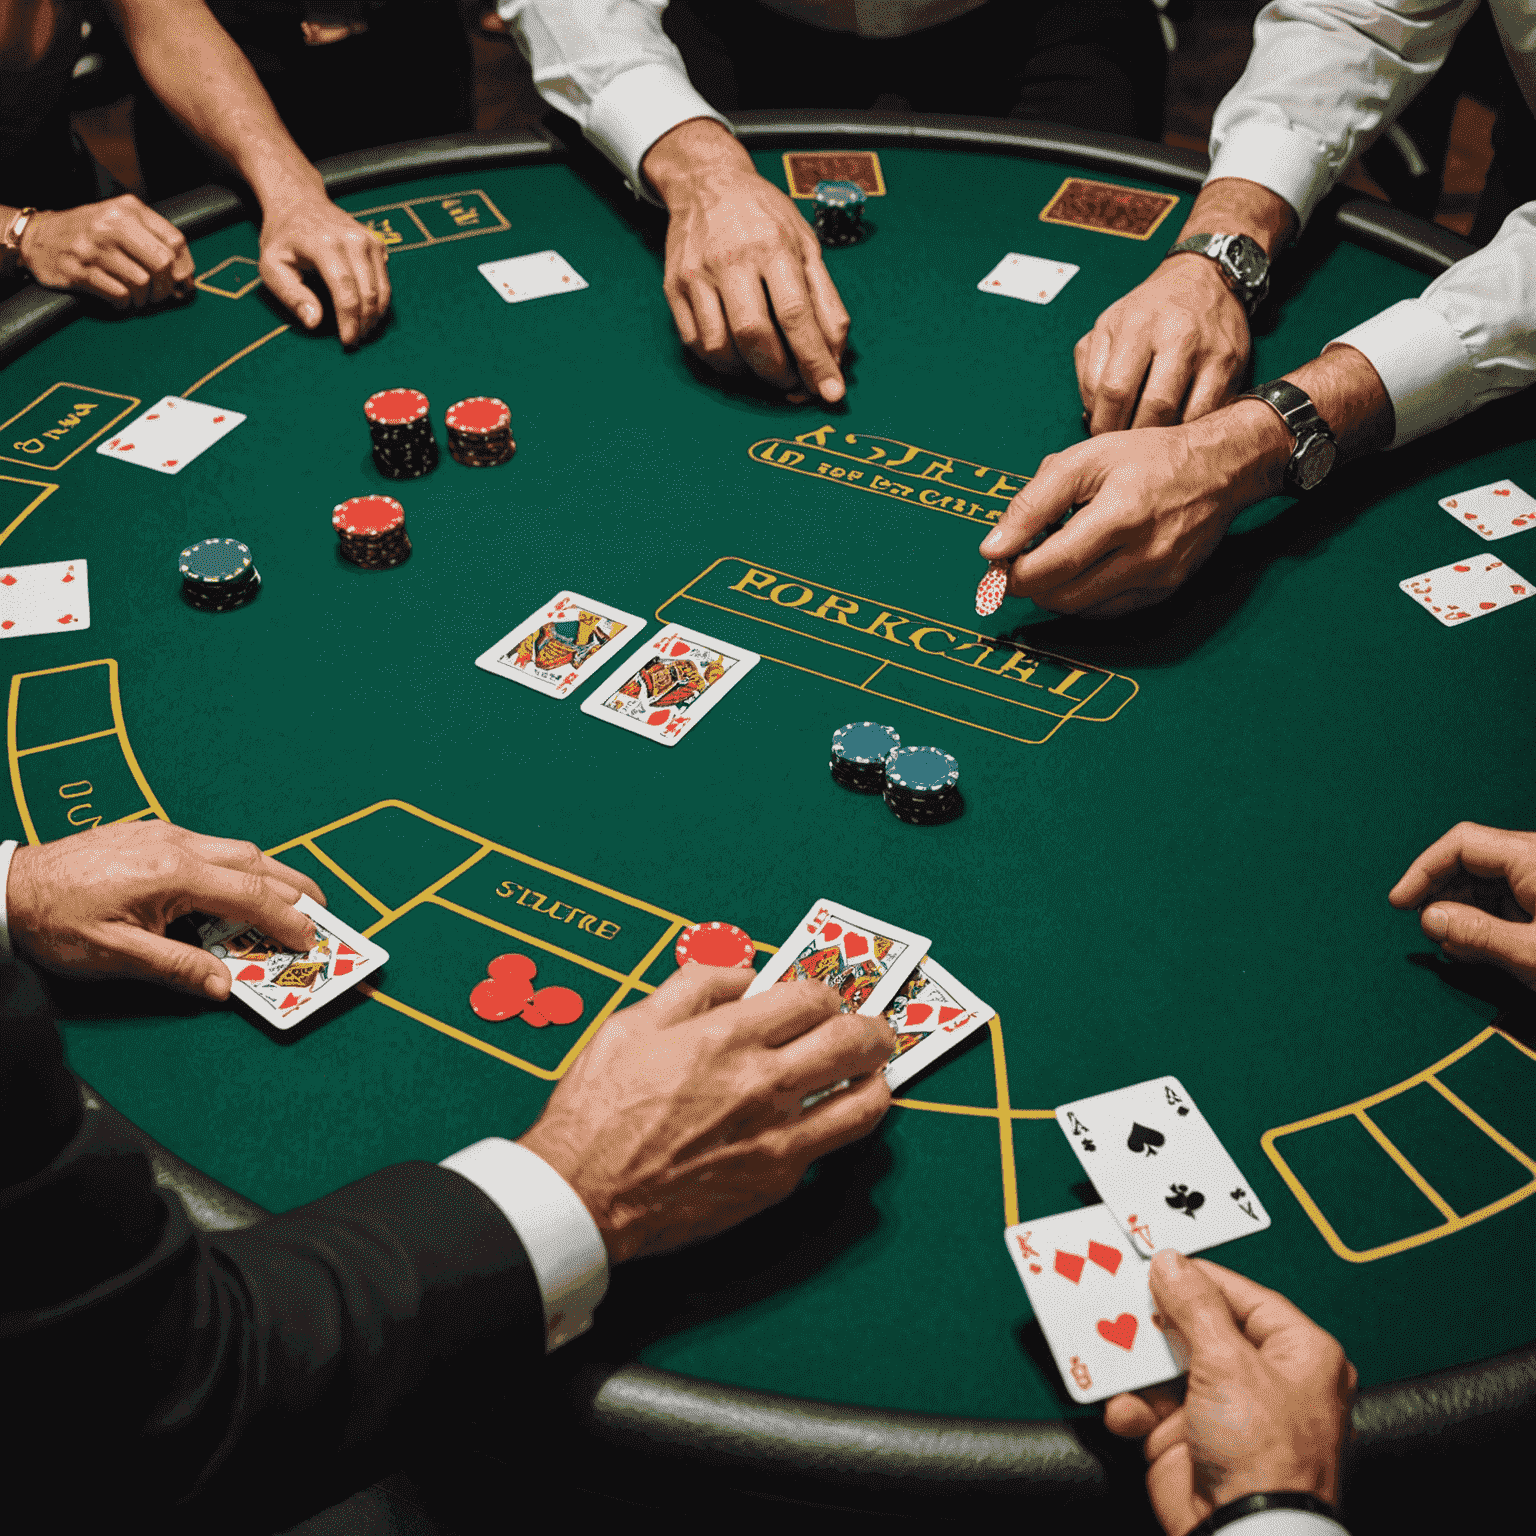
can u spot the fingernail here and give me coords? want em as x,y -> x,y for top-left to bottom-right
822,379 -> 845,403
980,532 -> 1001,554
1422,906 -> 1449,940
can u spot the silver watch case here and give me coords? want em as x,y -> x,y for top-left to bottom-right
1167,232 -> 1270,315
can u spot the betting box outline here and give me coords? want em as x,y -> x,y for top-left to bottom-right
350,188 -> 511,253
0,383 -> 141,471
1038,176 -> 1180,242
657,556 -> 1137,746
193,255 -> 264,301
0,474 -> 59,551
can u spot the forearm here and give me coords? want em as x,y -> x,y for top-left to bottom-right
643,118 -> 756,208
1172,178 -> 1296,260
110,0 -> 323,212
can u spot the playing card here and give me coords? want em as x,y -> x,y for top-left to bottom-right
477,250 -> 588,304
745,899 -> 928,1016
882,955 -> 994,1091
579,624 -> 759,745
1003,1204 -> 1186,1404
782,150 -> 885,198
475,591 -> 645,699
197,893 -> 387,1031
1039,177 -> 1179,240
1437,479 -> 1536,541
0,558 -> 89,637
1055,1077 -> 1270,1257
96,395 -> 245,474
1399,554 -> 1533,627
977,252 -> 1079,305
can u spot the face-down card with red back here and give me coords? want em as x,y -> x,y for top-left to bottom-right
745,898 -> 928,1016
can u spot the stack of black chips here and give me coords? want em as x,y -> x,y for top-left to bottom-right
883,745 -> 963,826
364,387 -> 438,480
179,537 -> 260,612
830,721 -> 899,793
812,179 -> 867,248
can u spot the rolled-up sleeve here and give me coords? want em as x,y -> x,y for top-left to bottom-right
1207,0 -> 1480,228
498,0 -> 732,200
1329,201 -> 1536,445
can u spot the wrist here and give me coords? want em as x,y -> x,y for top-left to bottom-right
4,843 -> 38,958
517,1124 -> 623,1264
1190,1490 -> 1341,1536
643,118 -> 755,209
1190,398 -> 1293,503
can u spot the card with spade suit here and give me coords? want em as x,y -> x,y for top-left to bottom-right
745,898 -> 928,1016
882,955 -> 994,1091
1004,1204 -> 1186,1404
0,558 -> 89,638
580,624 -> 759,745
96,395 -> 245,475
196,893 -> 387,1031
1055,1076 -> 1270,1257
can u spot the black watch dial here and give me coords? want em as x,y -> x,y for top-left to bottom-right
1226,239 -> 1265,286
1290,433 -> 1336,492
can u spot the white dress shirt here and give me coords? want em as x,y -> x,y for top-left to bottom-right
1207,0 -> 1536,446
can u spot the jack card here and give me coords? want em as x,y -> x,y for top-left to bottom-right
1004,1204 -> 1186,1404
477,250 -> 588,304
882,955 -> 994,1091
0,558 -> 89,637
978,252 -> 1079,305
96,395 -> 245,474
1399,554 -> 1533,626
475,590 -> 645,699
1438,479 -> 1536,541
746,899 -> 928,1016
1055,1076 -> 1271,1257
197,893 -> 387,1031
579,624 -> 759,745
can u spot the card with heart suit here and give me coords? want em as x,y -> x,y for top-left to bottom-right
1004,1204 -> 1187,1404
475,591 -> 645,699
197,893 -> 387,1031
96,395 -> 245,474
745,899 -> 929,1017
579,624 -> 759,745
1399,554 -> 1533,627
977,252 -> 1080,305
477,250 -> 588,304
882,955 -> 995,1091
1438,479 -> 1536,541
0,558 -> 89,638
1056,1076 -> 1271,1258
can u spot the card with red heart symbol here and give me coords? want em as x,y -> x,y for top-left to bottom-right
1399,554 -> 1533,627
1004,1203 -> 1186,1404
882,954 -> 994,1091
0,558 -> 89,638
96,394 -> 245,475
196,893 -> 387,1031
475,590 -> 646,699
744,898 -> 928,1017
579,624 -> 759,745
1437,479 -> 1536,541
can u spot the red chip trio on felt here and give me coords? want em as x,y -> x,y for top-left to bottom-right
674,921 -> 756,969
470,953 -> 584,1027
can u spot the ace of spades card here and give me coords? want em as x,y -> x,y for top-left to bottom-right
745,899 -> 928,1016
1055,1076 -> 1271,1257
882,955 -> 994,1091
475,590 -> 645,699
197,893 -> 387,1030
579,624 -> 759,745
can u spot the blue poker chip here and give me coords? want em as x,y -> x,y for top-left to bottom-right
830,721 -> 900,766
813,179 -> 866,210
179,537 -> 253,584
885,745 -> 959,794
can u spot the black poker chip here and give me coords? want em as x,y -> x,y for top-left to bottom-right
365,387 -> 438,480
179,538 -> 260,611
830,721 -> 899,793
813,179 -> 867,248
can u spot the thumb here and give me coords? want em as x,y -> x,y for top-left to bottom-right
979,451 -> 1088,561
260,252 -> 322,330
1422,900 -> 1536,975
98,923 -> 233,1001
1148,1249 -> 1249,1371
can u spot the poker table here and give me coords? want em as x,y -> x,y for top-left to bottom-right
3,116 -> 1533,1529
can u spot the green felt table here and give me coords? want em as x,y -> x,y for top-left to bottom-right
2,118 -> 1533,1517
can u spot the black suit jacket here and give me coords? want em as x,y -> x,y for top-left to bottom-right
0,957 -> 544,1529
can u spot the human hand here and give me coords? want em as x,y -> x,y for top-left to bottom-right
258,193 -> 390,345
977,400 -> 1289,617
519,966 -> 894,1263
1389,822 -> 1536,987
6,820 -> 326,1000
18,196 -> 194,308
1076,255 -> 1250,434
644,119 -> 849,404
1104,1252 -> 1355,1536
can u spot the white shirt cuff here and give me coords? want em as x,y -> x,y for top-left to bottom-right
584,61 -> 734,203
0,838 -> 19,957
1329,298 -> 1475,448
1207,115 -> 1333,230
440,1137 -> 609,1352
1221,1510 -> 1348,1536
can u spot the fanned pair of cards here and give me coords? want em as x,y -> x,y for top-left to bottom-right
97,395 -> 245,475
1005,1076 -> 1270,1403
474,590 -> 759,746
745,899 -> 995,1092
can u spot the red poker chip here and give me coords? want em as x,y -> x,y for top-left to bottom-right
975,561 -> 1008,617
445,396 -> 511,434
675,921 -> 755,970
332,494 -> 405,535
364,388 -> 429,424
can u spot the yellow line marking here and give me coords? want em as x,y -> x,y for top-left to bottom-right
15,727 -> 118,757
362,985 -> 561,1079
553,918 -> 688,1076
987,1015 -> 1019,1228
302,839 -> 395,919
0,383 -> 140,470
1354,1109 -> 1458,1222
193,255 -> 263,300
0,475 -> 58,550
112,806 -> 157,824
182,324 -> 290,398
419,895 -> 642,988
1426,1074 -> 1536,1175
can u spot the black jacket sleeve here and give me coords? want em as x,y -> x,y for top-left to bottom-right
0,957 -> 545,1528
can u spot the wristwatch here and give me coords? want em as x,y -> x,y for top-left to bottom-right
1165,231 -> 1269,316
1238,378 -> 1338,494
